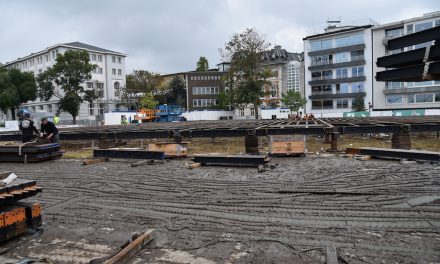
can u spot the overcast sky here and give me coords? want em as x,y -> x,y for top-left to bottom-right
0,0 -> 438,74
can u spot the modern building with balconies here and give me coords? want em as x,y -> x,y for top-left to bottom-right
303,21 -> 377,115
372,12 -> 440,111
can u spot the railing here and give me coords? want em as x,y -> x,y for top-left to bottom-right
311,91 -> 333,95
350,55 -> 365,62
311,76 -> 333,81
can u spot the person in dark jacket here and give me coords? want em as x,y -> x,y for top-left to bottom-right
19,113 -> 39,143
40,118 -> 59,143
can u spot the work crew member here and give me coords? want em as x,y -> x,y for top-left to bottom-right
40,117 -> 59,143
19,113 -> 39,143
54,114 -> 60,125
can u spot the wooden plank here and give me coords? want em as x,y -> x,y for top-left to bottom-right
103,229 -> 155,264
82,158 -> 109,165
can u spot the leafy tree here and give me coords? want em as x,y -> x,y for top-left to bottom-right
267,99 -> 279,108
352,92 -> 366,112
36,50 -> 97,124
163,75 -> 186,107
281,90 -> 306,113
196,57 -> 209,71
220,28 -> 271,119
0,68 -> 37,120
215,91 -> 232,110
140,92 -> 158,109
121,70 -> 163,110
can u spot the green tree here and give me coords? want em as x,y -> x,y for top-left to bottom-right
221,28 -> 271,119
140,92 -> 159,109
352,93 -> 366,112
281,90 -> 306,113
215,91 -> 232,110
196,57 -> 209,71
164,75 -> 186,107
122,70 -> 163,110
0,68 -> 37,120
36,50 -> 96,124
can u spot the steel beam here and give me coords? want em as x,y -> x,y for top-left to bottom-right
192,154 -> 269,167
387,26 -> 440,50
346,147 -> 440,162
93,149 -> 165,160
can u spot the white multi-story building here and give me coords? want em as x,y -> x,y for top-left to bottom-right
303,21 -> 377,115
372,12 -> 440,111
3,42 -> 127,124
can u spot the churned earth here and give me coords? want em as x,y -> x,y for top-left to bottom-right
0,155 -> 439,263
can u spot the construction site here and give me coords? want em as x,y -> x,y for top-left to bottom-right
0,116 -> 438,263
0,12 -> 439,264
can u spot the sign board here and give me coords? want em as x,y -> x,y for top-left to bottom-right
392,109 -> 425,116
343,111 -> 371,118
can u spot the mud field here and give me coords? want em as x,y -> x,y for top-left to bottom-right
0,156 -> 439,263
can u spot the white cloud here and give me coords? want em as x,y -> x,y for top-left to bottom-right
0,0 -> 438,73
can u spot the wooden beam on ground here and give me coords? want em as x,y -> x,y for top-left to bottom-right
82,157 -> 109,166
103,229 -> 155,264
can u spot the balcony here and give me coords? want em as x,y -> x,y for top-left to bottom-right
309,92 -> 366,100
308,55 -> 365,71
309,75 -> 366,86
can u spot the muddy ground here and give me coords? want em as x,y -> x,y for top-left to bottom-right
0,156 -> 439,263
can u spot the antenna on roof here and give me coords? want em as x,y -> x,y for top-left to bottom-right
327,17 -> 341,24
326,17 -> 341,27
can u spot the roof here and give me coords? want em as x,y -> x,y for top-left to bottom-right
303,25 -> 373,40
4,42 -> 126,65
259,46 -> 303,65
61,42 -> 125,55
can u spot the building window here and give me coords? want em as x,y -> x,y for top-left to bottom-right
270,86 -> 277,97
239,108 -> 245,116
192,87 -> 220,95
386,82 -> 403,89
334,52 -> 349,63
45,54 -> 50,62
97,82 -> 104,89
114,82 -> 120,97
351,82 -> 365,93
409,93 -> 434,103
351,66 -> 364,77
98,55 -> 102,62
112,68 -> 116,75
47,104 -> 52,112
336,99 -> 349,109
350,50 -> 364,61
87,82 -> 93,89
192,99 -> 217,107
335,83 -> 349,94
386,95 -> 403,104
112,56 -> 116,63
312,100 -> 333,110
334,34 -> 363,48
118,69 -> 122,76
89,102 -> 94,116
250,108 -> 255,116
91,54 -> 96,61
385,27 -> 404,39
118,57 -> 122,64
336,68 -> 348,79
38,69 -> 42,74
310,39 -> 332,51
39,105 -> 44,111
98,67 -> 103,74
